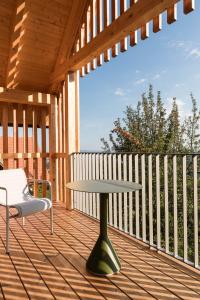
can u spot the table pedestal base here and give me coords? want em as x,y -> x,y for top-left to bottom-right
86,235 -> 121,276
86,193 -> 121,276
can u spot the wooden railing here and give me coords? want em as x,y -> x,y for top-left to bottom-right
70,152 -> 200,269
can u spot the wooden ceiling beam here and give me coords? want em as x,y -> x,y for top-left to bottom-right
0,87 -> 55,106
50,0 -> 181,85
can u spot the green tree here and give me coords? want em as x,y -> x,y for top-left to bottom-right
101,85 -> 184,153
183,93 -> 200,152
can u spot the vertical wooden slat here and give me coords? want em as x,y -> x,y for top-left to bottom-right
58,95 -> 63,203
183,0 -> 195,14
193,155 -> 198,267
2,106 -> 8,169
118,154 -> 123,230
92,153 -> 97,218
120,0 -> 127,52
70,154 -> 74,209
129,0 -> 137,47
41,109 -> 47,197
85,153 -> 89,215
135,154 -> 139,238
97,0 -> 103,66
123,154 -> 128,233
88,153 -> 93,216
90,0 -> 96,70
32,107 -> 38,196
156,155 -> 161,249
148,155 -> 153,246
183,155 -> 188,262
49,98 -> 58,202
75,154 -> 79,209
77,154 -> 82,211
23,106 -> 29,177
82,153 -> 86,213
129,154 -> 133,235
13,104 -> 19,168
141,154 -> 146,241
111,0 -> 118,57
62,85 -> 67,204
103,0 -> 110,62
108,154 -> 113,226
167,4 -> 177,24
173,155 -> 178,257
96,154 -> 100,219
164,155 -> 169,253
113,154 -> 118,227
141,23 -> 149,40
153,14 -> 162,33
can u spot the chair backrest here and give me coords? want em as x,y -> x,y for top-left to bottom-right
0,169 -> 27,205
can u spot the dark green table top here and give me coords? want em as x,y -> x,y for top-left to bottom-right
66,180 -> 142,194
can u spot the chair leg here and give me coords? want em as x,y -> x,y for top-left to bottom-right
6,206 -> 10,254
50,207 -> 53,235
22,217 -> 25,226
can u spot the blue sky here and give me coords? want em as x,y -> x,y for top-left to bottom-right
80,2 -> 200,151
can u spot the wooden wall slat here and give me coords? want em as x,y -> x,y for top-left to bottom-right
41,109 -> 47,197
13,104 -> 19,168
32,107 -> 38,196
23,106 -> 29,176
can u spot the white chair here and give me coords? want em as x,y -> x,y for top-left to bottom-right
0,168 -> 53,254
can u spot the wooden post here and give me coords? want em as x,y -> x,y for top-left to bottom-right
2,106 -> 8,169
63,71 -> 80,209
49,97 -> 58,202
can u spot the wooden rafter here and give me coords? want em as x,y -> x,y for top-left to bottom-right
50,0 -> 195,85
6,0 -> 27,89
50,0 -> 90,92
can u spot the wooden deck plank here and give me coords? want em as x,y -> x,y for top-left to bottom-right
51,209 -> 181,300
0,206 -> 199,300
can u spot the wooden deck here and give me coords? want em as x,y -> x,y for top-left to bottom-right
0,206 -> 200,300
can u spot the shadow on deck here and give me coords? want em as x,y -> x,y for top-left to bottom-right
0,205 -> 199,300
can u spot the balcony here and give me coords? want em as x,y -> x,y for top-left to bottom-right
0,0 -> 199,299
0,204 -> 200,300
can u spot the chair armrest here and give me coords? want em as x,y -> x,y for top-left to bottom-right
27,179 -> 52,201
0,186 -> 8,206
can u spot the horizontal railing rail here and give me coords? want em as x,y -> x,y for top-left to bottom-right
70,152 -> 200,270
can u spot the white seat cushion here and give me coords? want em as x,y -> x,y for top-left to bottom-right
12,196 -> 52,218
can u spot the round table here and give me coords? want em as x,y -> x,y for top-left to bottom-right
66,180 -> 142,276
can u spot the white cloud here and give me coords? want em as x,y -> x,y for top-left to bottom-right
168,40 -> 200,60
114,88 -> 126,97
189,48 -> 200,59
175,83 -> 184,88
153,74 -> 161,80
134,78 -> 147,85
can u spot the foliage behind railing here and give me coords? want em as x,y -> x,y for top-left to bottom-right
70,152 -> 200,269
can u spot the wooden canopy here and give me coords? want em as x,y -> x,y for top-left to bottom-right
0,0 -> 194,94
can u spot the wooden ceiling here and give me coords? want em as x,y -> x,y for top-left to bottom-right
0,0 -> 195,94
0,0 -> 88,93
